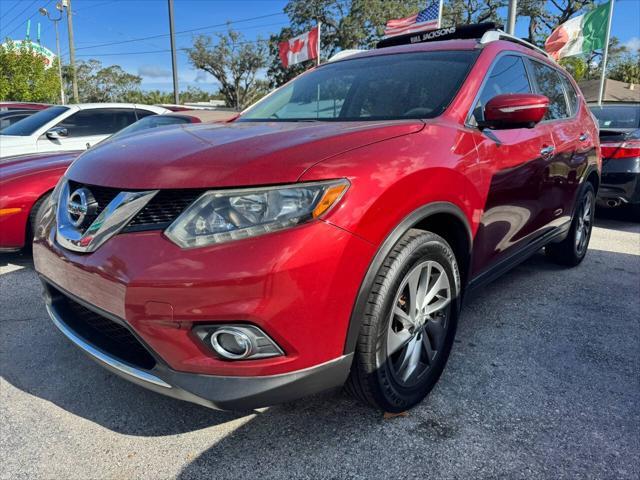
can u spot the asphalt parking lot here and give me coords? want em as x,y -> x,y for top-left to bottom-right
1,211 -> 638,480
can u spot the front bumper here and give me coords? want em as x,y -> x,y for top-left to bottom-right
44,288 -> 353,410
597,157 -> 640,207
34,209 -> 374,408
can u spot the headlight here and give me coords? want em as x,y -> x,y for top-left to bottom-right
165,179 -> 349,248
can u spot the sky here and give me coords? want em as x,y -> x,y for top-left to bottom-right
1,0 -> 639,94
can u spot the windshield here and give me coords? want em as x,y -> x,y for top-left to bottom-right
108,114 -> 192,141
0,106 -> 69,136
240,51 -> 477,122
590,104 -> 640,130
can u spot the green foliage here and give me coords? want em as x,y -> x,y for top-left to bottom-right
0,40 -> 61,102
608,54 -> 640,84
442,0 -> 505,26
559,57 -> 588,81
123,86 -> 224,105
187,28 -> 268,109
267,0 -> 424,87
63,59 -> 142,103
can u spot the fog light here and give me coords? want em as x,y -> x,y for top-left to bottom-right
211,328 -> 253,359
194,324 -> 284,360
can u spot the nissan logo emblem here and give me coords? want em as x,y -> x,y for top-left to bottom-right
67,187 -> 97,228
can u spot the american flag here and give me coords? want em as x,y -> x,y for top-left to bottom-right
384,2 -> 440,38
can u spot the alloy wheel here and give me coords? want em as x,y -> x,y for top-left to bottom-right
575,191 -> 594,256
387,260 -> 451,387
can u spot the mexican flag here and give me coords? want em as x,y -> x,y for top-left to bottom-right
544,2 -> 611,60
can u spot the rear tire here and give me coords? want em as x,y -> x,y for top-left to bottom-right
546,183 -> 595,267
345,229 -> 461,412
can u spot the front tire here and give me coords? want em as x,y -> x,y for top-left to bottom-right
346,229 -> 461,412
546,183 -> 595,267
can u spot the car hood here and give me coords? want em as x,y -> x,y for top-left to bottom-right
0,151 -> 80,178
66,120 -> 424,189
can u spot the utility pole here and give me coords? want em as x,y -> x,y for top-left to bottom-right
168,0 -> 179,105
40,3 -> 65,105
64,0 -> 79,103
597,0 -> 615,106
506,0 -> 517,35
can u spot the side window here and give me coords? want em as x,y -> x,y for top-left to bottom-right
473,55 -> 532,123
560,75 -> 579,115
529,61 -> 569,120
57,109 -> 138,137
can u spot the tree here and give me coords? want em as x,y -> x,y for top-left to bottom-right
518,0 -> 594,45
187,27 -> 268,109
63,59 -> 142,103
559,57 -> 588,81
267,0 -> 508,88
442,0 -> 506,26
609,54 -> 640,84
0,40 -> 61,102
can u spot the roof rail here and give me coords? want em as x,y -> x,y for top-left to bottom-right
480,29 -> 552,60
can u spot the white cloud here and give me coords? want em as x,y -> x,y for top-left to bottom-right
137,65 -> 172,78
623,37 -> 640,53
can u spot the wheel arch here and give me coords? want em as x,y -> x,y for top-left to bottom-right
25,189 -> 54,247
343,201 -> 472,354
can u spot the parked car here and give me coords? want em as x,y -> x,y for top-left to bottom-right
0,110 -> 36,131
0,102 -> 49,111
588,103 -> 639,214
0,111 -> 216,251
0,103 -> 168,158
33,24 -> 599,412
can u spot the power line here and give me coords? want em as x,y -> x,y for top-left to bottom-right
65,19 -> 285,59
1,0 -> 40,36
2,0 -> 53,39
1,1 -> 23,20
75,38 -> 271,58
74,11 -> 286,51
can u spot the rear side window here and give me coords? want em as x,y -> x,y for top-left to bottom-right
529,61 -> 570,120
57,109 -> 138,136
473,55 -> 532,123
560,75 -> 579,115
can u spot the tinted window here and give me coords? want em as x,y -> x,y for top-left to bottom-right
241,51 -> 478,121
473,55 -> 531,123
530,61 -> 569,120
109,114 -> 191,140
0,106 -> 69,136
0,113 -> 32,131
57,108 -> 138,136
135,109 -> 156,120
590,105 -> 640,129
560,75 -> 579,115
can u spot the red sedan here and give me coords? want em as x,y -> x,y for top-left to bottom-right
0,111 -> 233,251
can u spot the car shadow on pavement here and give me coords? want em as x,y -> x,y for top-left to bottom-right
174,246 -> 639,478
595,207 -> 640,233
1,232 -> 638,474
0,250 -> 34,269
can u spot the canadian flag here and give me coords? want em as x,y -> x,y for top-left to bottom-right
278,26 -> 320,68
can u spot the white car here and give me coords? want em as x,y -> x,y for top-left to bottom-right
0,103 -> 168,158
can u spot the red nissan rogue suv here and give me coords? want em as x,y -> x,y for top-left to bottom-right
33,24 -> 600,412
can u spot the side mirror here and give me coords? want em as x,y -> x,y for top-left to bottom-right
479,93 -> 549,130
46,127 -> 69,139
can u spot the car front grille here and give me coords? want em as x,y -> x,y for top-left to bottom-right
48,285 -> 156,370
126,189 -> 204,231
67,181 -> 204,233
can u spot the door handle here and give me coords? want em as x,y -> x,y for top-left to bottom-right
540,146 -> 555,158
579,133 -> 589,142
